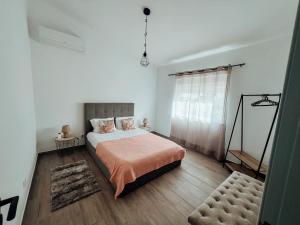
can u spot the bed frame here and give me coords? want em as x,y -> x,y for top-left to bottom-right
84,103 -> 181,197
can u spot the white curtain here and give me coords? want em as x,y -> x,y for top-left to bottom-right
171,69 -> 230,161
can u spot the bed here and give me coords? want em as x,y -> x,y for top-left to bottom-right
84,103 -> 185,198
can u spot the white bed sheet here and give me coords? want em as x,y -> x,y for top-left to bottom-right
87,128 -> 148,148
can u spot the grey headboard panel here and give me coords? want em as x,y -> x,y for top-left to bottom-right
84,103 -> 134,134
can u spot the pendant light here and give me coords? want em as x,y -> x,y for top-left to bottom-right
140,7 -> 151,67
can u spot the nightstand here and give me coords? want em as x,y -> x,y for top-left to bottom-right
55,136 -> 80,151
139,126 -> 151,132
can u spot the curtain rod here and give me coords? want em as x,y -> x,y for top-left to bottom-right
168,63 -> 245,77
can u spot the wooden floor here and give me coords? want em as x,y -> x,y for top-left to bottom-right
22,147 -> 230,225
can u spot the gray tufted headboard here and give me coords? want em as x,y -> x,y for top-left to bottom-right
84,103 -> 134,134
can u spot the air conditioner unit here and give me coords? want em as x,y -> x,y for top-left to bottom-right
38,26 -> 85,52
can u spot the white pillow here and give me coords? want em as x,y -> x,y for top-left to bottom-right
90,117 -> 114,133
115,116 -> 135,130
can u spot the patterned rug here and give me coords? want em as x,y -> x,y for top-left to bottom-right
50,160 -> 101,211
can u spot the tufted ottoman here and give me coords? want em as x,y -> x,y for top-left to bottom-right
188,171 -> 264,225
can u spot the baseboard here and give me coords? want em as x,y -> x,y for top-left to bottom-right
38,145 -> 86,156
18,151 -> 38,225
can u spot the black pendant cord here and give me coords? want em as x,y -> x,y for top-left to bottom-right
143,16 -> 148,55
140,7 -> 150,66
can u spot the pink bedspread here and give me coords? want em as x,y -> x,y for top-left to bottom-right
95,133 -> 185,198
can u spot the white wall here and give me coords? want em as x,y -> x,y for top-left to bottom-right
155,36 -> 292,164
31,39 -> 157,152
0,1 -> 37,225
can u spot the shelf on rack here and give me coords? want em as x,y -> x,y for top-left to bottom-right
229,150 -> 268,174
224,162 -> 265,181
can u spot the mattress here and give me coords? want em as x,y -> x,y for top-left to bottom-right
86,128 -> 148,148
95,132 -> 186,198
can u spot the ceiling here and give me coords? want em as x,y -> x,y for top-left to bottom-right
28,0 -> 299,66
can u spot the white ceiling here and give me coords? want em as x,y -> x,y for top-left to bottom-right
28,0 -> 299,65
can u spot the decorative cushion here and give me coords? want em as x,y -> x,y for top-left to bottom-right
121,118 -> 135,130
115,116 -> 134,130
90,117 -> 114,133
188,171 -> 264,225
99,119 -> 115,134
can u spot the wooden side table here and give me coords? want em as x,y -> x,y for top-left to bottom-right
55,136 -> 79,151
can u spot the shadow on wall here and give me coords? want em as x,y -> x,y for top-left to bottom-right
37,126 -> 59,152
36,102 -> 84,152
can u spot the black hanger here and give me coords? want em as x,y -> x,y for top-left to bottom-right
251,95 -> 279,107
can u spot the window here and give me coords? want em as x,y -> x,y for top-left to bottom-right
172,71 -> 228,124
170,69 -> 230,161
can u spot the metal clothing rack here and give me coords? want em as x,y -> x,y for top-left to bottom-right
223,93 -> 281,178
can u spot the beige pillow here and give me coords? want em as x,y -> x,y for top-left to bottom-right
99,119 -> 115,134
121,118 -> 135,130
90,117 -> 114,133
115,116 -> 134,130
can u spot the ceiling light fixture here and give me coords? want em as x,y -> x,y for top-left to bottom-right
140,7 -> 151,67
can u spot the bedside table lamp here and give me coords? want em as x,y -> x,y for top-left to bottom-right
62,124 -> 71,138
143,118 -> 149,127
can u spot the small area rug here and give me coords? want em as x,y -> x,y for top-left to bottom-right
50,160 -> 101,211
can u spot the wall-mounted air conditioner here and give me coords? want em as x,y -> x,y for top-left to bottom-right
38,26 -> 85,52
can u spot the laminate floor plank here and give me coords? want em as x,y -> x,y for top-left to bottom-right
22,147 -> 229,225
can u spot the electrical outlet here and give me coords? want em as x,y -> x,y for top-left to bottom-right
22,178 -> 27,188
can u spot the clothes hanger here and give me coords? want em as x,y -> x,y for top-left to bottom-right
251,95 -> 279,107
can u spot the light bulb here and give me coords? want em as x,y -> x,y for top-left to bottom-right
140,52 -> 149,67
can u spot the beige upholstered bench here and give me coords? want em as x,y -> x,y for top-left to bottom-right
188,171 -> 264,225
